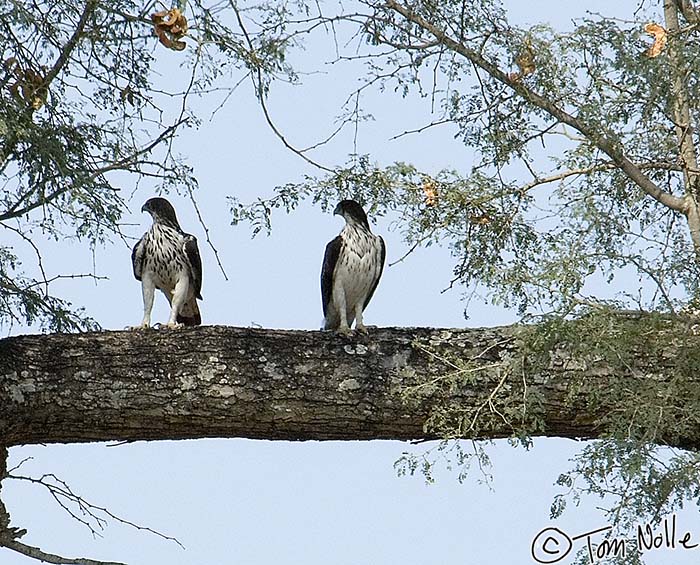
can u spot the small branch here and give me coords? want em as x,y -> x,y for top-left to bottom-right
0,539 -> 126,565
22,273 -> 108,292
468,367 -> 510,434
518,164 -> 617,194
0,222 -> 50,295
517,160 -> 694,196
388,239 -> 422,267
229,1 -> 333,172
0,448 -> 170,565
186,186 -> 229,282
9,473 -> 184,549
8,456 -> 32,474
388,118 -> 453,141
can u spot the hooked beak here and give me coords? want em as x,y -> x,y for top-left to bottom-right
333,203 -> 342,216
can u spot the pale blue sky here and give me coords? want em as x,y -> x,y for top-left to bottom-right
4,2 -> 699,564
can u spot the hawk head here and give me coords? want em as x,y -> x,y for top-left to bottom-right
334,199 -> 370,230
141,197 -> 181,230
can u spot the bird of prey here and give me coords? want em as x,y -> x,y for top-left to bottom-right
321,199 -> 386,334
131,197 -> 202,328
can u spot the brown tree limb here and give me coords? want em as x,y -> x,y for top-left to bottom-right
1,538 -> 126,565
1,325 -> 699,450
674,0 -> 700,24
517,161 -> 698,195
663,0 -> 700,253
384,0 -> 687,216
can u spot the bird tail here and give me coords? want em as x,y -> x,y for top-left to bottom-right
177,298 -> 201,326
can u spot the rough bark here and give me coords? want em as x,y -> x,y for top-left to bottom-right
1,324 -> 697,449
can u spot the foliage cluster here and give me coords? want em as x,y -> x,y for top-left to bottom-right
398,307 -> 700,564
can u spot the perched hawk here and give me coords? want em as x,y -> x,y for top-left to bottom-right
131,197 -> 203,328
321,199 -> 386,334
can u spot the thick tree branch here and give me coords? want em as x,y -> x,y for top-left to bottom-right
674,0 -> 700,24
384,0 -> 687,215
665,2 -> 698,166
663,0 -> 700,252
1,325 -> 699,450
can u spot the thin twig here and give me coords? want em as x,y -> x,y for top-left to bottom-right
230,1 -> 333,172
186,186 -> 229,281
9,473 -> 185,549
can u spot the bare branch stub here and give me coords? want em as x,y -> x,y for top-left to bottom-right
1,538 -> 126,565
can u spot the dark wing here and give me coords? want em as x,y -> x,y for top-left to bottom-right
183,234 -> 203,300
321,235 -> 343,317
363,235 -> 386,310
131,234 -> 146,281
